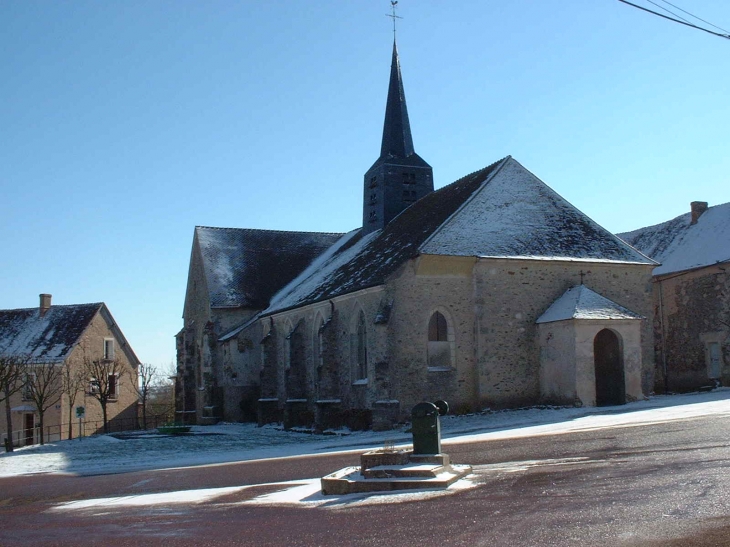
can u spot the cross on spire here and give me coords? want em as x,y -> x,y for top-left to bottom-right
386,1 -> 402,37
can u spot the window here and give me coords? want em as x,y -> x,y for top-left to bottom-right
402,190 -> 417,202
313,316 -> 324,370
370,192 -> 377,203
368,210 -> 378,222
108,373 -> 118,400
22,373 -> 35,400
89,378 -> 100,394
402,172 -> 416,185
354,311 -> 368,382
369,175 -> 378,188
429,312 -> 448,342
104,338 -> 115,360
427,311 -> 453,370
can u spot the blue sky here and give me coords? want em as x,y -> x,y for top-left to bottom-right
2,1 -> 729,368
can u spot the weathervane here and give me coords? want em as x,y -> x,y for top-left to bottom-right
386,1 -> 402,37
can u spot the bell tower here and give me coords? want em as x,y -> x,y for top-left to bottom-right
362,41 -> 433,235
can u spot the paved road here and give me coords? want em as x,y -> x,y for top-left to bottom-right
2,411 -> 730,546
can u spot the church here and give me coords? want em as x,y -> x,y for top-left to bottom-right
176,41 -> 656,430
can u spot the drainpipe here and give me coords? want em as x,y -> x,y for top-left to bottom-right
657,279 -> 668,391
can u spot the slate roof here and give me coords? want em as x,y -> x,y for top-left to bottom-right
536,285 -> 644,324
380,40 -> 416,160
264,159 -> 506,315
618,201 -> 730,276
195,227 -> 344,309
0,303 -> 102,363
421,158 -> 656,262
263,156 -> 654,316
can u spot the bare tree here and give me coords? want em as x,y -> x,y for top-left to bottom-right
148,362 -> 176,425
61,362 -> 86,440
24,361 -> 64,445
130,363 -> 157,430
148,380 -> 176,424
81,355 -> 125,434
0,354 -> 29,452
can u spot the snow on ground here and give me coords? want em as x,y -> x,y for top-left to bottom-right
3,389 -> 730,481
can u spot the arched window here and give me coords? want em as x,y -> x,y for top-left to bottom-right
354,310 -> 368,381
313,315 -> 324,372
428,311 -> 448,342
427,311 -> 453,370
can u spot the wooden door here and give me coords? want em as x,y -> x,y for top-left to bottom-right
24,413 -> 34,446
594,329 -> 625,406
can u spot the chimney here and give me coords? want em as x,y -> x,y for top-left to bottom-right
690,201 -> 708,225
39,293 -> 52,316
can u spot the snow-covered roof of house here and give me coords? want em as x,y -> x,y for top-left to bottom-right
262,156 -> 655,316
194,227 -> 344,309
618,201 -> 730,276
536,285 -> 644,324
0,303 -> 102,363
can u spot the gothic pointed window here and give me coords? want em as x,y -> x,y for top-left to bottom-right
352,310 -> 368,382
314,315 -> 324,371
427,311 -> 453,370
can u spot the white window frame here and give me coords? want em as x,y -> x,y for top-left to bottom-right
22,372 -> 36,401
103,338 -> 115,360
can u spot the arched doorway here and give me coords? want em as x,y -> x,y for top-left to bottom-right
594,329 -> 625,406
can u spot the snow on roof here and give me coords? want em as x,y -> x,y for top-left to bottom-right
421,158 -> 655,263
0,303 -> 102,362
536,285 -> 643,324
261,157 -> 656,317
264,229 -> 376,314
618,201 -> 730,276
263,158 -> 509,315
195,227 -> 343,309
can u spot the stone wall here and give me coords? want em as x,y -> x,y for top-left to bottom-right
385,255 -> 478,418
472,258 -> 654,409
261,288 -> 385,428
538,320 -> 577,404
178,238 -> 262,423
654,264 -> 730,391
247,254 -> 654,429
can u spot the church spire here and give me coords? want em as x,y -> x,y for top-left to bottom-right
362,40 -> 433,235
380,41 -> 414,159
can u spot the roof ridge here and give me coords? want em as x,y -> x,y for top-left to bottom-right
619,200 -> 730,238
196,225 -> 345,237
419,156 -> 511,251
0,302 -> 103,313
434,156 -> 511,194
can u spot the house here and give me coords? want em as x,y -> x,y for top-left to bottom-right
0,294 -> 140,447
619,201 -> 730,392
177,42 -> 657,429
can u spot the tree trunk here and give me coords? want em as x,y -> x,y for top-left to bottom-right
102,403 -> 109,434
142,396 -> 147,430
67,401 -> 74,440
4,390 -> 13,453
38,412 -> 45,445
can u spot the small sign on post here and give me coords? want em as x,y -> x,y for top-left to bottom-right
75,406 -> 85,440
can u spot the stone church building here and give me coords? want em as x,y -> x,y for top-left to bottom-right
177,42 -> 656,429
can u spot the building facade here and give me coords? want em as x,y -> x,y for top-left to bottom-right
0,294 -> 140,447
619,201 -> 730,392
177,41 -> 656,429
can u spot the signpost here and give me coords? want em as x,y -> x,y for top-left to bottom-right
75,406 -> 85,440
